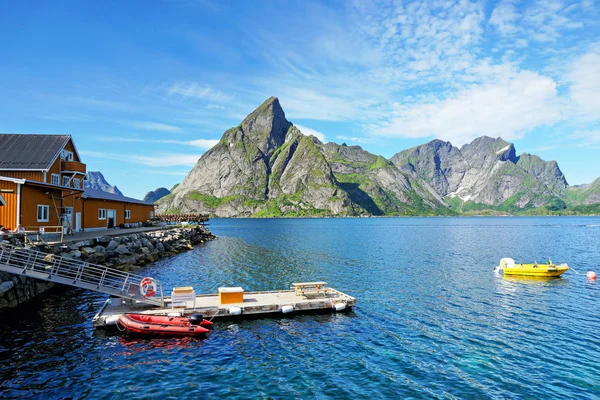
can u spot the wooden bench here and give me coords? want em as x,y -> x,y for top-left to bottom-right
291,281 -> 328,298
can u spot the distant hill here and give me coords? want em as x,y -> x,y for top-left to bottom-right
84,171 -> 122,196
156,96 -> 600,217
143,187 -> 170,204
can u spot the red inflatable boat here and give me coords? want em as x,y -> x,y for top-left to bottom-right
118,313 -> 211,336
125,313 -> 214,327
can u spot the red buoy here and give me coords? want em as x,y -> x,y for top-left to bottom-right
586,271 -> 597,280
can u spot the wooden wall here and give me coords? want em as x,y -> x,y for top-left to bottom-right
0,181 -> 18,229
19,185 -> 63,229
0,171 -> 44,182
83,199 -> 154,229
64,139 -> 81,162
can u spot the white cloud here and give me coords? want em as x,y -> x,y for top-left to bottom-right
186,139 -> 220,148
97,137 -> 219,149
336,135 -> 374,145
571,130 -> 600,144
489,0 -> 520,35
376,69 -> 562,145
295,124 -> 327,142
81,150 -> 201,167
206,104 -> 225,109
129,121 -> 181,132
490,0 -> 587,42
168,82 -> 231,103
142,170 -> 189,176
564,46 -> 600,119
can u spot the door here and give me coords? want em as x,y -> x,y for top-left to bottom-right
75,212 -> 81,232
107,209 -> 116,229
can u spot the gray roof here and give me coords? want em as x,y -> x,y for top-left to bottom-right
0,134 -> 71,170
82,187 -> 154,206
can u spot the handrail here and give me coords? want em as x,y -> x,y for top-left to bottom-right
0,243 -> 164,306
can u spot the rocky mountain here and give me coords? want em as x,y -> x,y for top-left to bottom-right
157,96 -> 598,217
391,137 -> 569,212
84,171 -> 122,196
157,97 -> 448,217
566,178 -> 600,206
143,187 -> 170,204
318,142 -> 447,215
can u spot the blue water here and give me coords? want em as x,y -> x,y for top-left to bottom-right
1,217 -> 600,399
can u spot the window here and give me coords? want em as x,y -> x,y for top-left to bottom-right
62,207 -> 73,224
60,149 -> 74,161
37,205 -> 49,222
98,209 -> 106,220
51,174 -> 60,185
73,178 -> 81,189
125,210 -> 131,219
63,176 -> 70,187
150,211 -> 155,218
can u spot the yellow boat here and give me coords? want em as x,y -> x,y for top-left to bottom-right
495,258 -> 569,277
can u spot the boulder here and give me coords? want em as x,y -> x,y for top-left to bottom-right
81,247 -> 96,255
68,250 -> 82,259
114,245 -> 130,255
0,281 -> 15,296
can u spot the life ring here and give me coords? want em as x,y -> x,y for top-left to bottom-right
140,277 -> 157,297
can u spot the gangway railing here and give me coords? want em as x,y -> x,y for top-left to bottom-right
0,243 -> 164,306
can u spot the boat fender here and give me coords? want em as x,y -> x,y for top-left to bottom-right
280,305 -> 294,313
167,312 -> 182,317
229,307 -> 242,315
104,315 -> 120,325
333,303 -> 346,312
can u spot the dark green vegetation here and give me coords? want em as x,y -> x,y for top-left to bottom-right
143,187 -> 171,204
156,97 -> 600,217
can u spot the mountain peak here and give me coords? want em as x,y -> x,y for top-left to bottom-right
84,171 -> 123,196
240,96 -> 291,157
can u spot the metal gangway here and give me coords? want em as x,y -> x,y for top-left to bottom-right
0,243 -> 164,306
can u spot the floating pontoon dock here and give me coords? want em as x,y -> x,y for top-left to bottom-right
0,243 -> 355,328
92,285 -> 356,328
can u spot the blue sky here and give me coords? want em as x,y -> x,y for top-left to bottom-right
1,0 -> 599,199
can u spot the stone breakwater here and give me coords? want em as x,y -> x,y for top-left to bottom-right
0,226 -> 216,309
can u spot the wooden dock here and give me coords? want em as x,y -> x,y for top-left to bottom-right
92,286 -> 356,327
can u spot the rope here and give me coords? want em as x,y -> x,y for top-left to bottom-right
570,266 -> 582,274
115,317 -> 126,332
208,309 -> 220,322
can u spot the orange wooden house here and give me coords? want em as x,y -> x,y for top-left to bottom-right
0,134 -> 155,233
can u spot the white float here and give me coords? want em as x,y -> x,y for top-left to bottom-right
229,307 -> 242,315
333,303 -> 346,311
280,305 -> 294,313
104,315 -> 120,325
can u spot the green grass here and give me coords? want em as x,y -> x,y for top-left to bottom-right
186,191 -> 241,209
368,155 -> 391,170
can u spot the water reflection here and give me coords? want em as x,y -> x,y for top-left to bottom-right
500,275 -> 570,285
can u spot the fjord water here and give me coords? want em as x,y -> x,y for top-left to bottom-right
1,217 -> 600,399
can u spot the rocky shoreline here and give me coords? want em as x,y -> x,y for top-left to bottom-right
0,226 -> 216,309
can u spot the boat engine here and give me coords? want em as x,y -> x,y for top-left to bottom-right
189,314 -> 204,326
